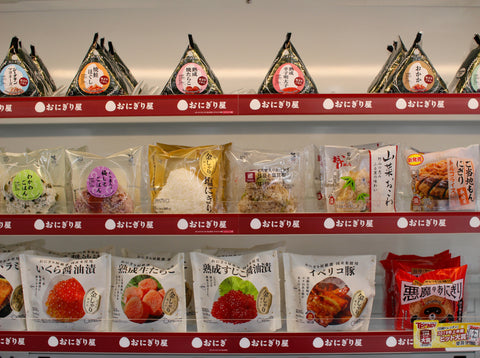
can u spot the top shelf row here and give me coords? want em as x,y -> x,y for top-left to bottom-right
1,94 -> 480,119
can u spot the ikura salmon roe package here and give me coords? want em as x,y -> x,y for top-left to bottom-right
394,265 -> 467,330
283,253 -> 376,332
19,253 -> 111,331
399,145 -> 480,211
111,253 -> 186,332
66,147 -> 144,213
190,250 -> 281,332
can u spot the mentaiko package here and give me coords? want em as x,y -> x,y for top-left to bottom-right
190,250 -> 281,332
283,253 -> 376,332
110,253 -> 186,332
20,253 -> 111,331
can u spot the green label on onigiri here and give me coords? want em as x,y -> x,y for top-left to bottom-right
12,169 -> 43,200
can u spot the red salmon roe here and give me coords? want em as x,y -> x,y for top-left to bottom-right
45,278 -> 85,323
211,290 -> 257,324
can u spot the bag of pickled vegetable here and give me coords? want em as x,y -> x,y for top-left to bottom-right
161,34 -> 222,95
449,34 -> 480,93
66,33 -> 132,96
284,253 -> 376,332
384,32 -> 448,93
226,145 -> 313,213
66,147 -> 144,213
190,250 -> 281,332
111,253 -> 186,332
0,147 -> 66,214
20,253 -> 111,331
400,145 -> 480,211
322,145 -> 398,212
148,142 -> 228,213
258,32 -> 317,94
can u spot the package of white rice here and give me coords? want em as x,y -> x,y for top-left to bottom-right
190,250 -> 281,332
283,253 -> 376,332
0,147 -> 66,214
20,253 -> 111,331
148,142 -> 228,214
226,145 -> 313,213
111,253 -> 186,332
0,250 -> 30,330
66,147 -> 144,213
321,144 -> 397,212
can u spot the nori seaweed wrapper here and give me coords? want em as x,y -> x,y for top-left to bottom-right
108,41 -> 138,88
258,33 -> 317,94
161,34 -> 223,95
30,45 -> 56,92
449,34 -> 480,93
0,37 -> 44,97
384,32 -> 448,93
66,33 -> 132,96
368,37 -> 406,93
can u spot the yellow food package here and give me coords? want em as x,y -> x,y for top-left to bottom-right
148,143 -> 229,214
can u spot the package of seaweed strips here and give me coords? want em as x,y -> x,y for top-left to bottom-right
162,34 -> 222,95
384,32 -> 448,93
30,45 -> 56,93
66,33 -> 131,96
0,37 -> 46,97
368,37 -> 406,93
258,32 -> 317,94
108,41 -> 138,89
449,34 -> 480,93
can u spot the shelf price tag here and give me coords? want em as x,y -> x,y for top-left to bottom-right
413,320 -> 480,349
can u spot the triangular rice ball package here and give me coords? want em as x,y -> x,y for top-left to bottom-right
384,32 -> 448,93
258,32 -> 317,94
449,34 -> 480,93
66,33 -> 132,96
30,45 -> 57,93
108,41 -> 138,89
161,34 -> 223,95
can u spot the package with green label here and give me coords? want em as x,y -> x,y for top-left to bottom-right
190,250 -> 281,332
283,253 -> 376,332
449,34 -> 480,93
66,147 -> 144,214
148,143 -> 229,214
20,253 -> 111,331
111,253 -> 186,332
0,147 -> 66,214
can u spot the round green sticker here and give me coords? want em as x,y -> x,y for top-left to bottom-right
12,170 -> 43,201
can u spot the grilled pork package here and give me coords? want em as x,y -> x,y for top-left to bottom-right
190,250 -> 281,332
111,253 -> 186,332
20,253 -> 111,331
284,253 -> 376,332
449,34 -> 480,93
161,34 -> 222,95
258,32 -> 317,94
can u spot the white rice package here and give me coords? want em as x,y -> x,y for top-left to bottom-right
284,253 -> 376,332
0,250 -> 29,330
66,147 -> 144,213
190,250 -> 281,332
20,253 -> 111,331
111,253 -> 186,332
322,145 -> 397,212
0,147 -> 66,214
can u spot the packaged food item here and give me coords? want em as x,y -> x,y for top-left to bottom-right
449,34 -> 480,93
66,147 -> 144,213
148,143 -> 228,213
401,145 -> 479,211
29,44 -> 56,93
107,41 -> 138,89
111,253 -> 186,332
0,250 -> 30,330
258,32 -> 317,94
20,253 -> 111,331
284,253 -> 376,332
384,32 -> 448,93
394,265 -> 467,330
190,250 -> 281,332
161,34 -> 222,95
0,147 -> 66,214
226,146 -> 312,213
66,33 -> 132,96
322,145 -> 397,212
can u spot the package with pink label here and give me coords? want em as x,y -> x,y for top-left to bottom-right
65,147 -> 145,213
